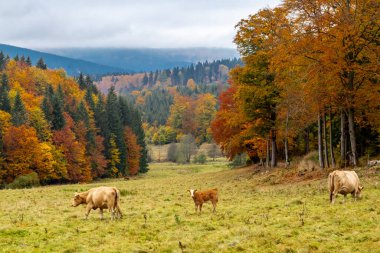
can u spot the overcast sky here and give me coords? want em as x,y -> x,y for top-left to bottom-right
0,0 -> 280,49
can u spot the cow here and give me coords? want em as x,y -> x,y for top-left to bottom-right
188,188 -> 218,213
328,170 -> 363,204
72,186 -> 122,220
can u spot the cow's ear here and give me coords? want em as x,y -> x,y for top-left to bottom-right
187,189 -> 190,192
359,186 -> 364,190
194,189 -> 197,193
74,192 -> 79,197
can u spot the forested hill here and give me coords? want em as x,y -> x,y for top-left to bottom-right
0,55 -> 148,188
96,58 -> 241,95
42,47 -> 239,72
95,58 -> 242,145
0,44 -> 124,76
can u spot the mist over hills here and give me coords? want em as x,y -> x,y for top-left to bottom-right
42,47 -> 239,72
0,44 -> 239,76
0,44 -> 125,76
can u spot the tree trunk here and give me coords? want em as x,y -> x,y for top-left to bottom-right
323,110 -> 330,168
304,127 -> 310,154
318,112 -> 325,169
340,110 -> 346,168
284,111 -> 289,167
329,108 -> 336,168
266,137 -> 270,168
271,130 -> 277,168
347,108 -> 358,166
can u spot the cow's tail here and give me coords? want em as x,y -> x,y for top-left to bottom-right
328,172 -> 335,203
114,188 -> 122,219
115,189 -> 123,218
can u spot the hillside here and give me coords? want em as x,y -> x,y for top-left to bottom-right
42,47 -> 239,72
0,58 -> 148,187
0,44 -> 125,76
0,162 -> 378,252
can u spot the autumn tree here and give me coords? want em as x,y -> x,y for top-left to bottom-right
124,127 -> 141,175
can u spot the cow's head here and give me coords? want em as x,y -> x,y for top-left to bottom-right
188,189 -> 197,198
357,185 -> 364,198
72,192 -> 83,207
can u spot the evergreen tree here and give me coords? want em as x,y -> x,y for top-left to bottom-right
26,56 -> 32,66
106,86 -> 126,174
20,55 -> 25,63
85,88 -> 95,111
11,92 -> 27,126
142,73 -> 149,86
0,51 -> 5,70
51,92 -> 65,130
85,75 -> 92,87
36,57 -> 47,69
0,74 -> 11,112
14,55 -> 19,61
78,73 -> 86,89
148,71 -> 154,86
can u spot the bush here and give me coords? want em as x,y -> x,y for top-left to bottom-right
228,153 -> 247,168
167,143 -> 178,162
193,152 -> 207,164
6,172 -> 40,189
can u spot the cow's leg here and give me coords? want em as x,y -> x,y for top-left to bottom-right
212,201 -> 217,213
115,203 -> 122,219
199,203 -> 203,213
343,194 -> 347,203
110,207 -> 115,220
195,204 -> 198,213
85,204 -> 93,219
331,192 -> 337,205
99,208 -> 104,220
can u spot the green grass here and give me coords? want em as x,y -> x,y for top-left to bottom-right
0,161 -> 379,252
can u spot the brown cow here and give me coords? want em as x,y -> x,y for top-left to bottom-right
328,170 -> 363,204
72,186 -> 122,219
188,188 -> 218,213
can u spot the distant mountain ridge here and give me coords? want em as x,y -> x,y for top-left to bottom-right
0,44 -> 125,76
42,47 -> 239,72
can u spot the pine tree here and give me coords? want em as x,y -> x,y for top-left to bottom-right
14,55 -> 19,61
142,73 -> 149,86
11,92 -> 27,126
26,56 -> 32,66
106,86 -> 126,174
0,74 -> 11,112
51,92 -> 65,130
36,57 -> 47,69
78,73 -> 86,89
0,51 -> 5,70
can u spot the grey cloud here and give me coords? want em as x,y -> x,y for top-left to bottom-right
0,0 -> 280,49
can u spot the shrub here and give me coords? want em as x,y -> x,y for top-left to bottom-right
6,172 -> 40,189
193,152 -> 207,164
228,153 -> 247,168
167,143 -> 177,162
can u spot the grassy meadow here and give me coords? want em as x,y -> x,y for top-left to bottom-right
0,160 -> 379,253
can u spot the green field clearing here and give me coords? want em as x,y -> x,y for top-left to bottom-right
0,162 -> 379,253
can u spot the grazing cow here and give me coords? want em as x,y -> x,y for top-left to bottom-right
72,186 -> 122,219
188,188 -> 218,213
328,170 -> 363,204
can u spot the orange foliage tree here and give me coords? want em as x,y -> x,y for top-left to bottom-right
124,127 -> 142,175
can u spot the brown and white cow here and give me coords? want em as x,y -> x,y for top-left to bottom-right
328,170 -> 363,204
72,186 -> 122,219
188,188 -> 218,213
